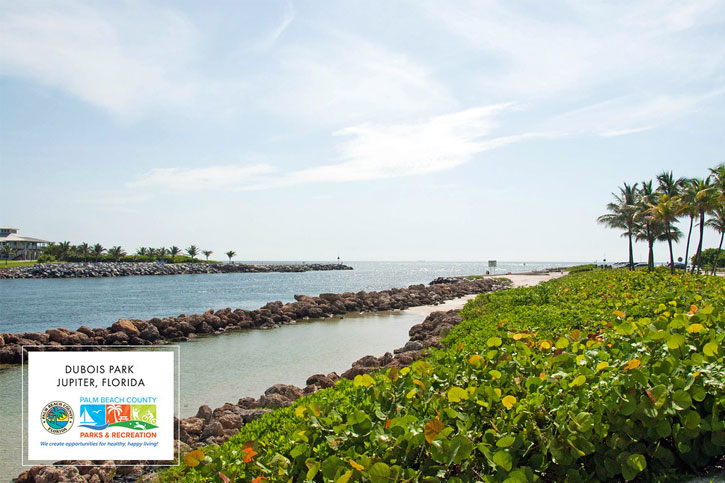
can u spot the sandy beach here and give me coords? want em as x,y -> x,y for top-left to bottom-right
406,272 -> 566,317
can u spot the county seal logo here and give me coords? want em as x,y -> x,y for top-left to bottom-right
40,401 -> 74,434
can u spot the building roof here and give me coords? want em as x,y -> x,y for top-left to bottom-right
0,226 -> 18,230
0,233 -> 50,243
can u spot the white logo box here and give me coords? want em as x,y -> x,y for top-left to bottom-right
24,348 -> 178,463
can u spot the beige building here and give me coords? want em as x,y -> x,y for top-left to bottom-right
0,227 -> 50,261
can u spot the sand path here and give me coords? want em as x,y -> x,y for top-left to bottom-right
405,272 -> 566,318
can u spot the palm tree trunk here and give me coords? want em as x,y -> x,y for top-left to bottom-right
648,239 -> 654,272
712,232 -> 724,276
667,222 -> 675,275
695,210 -> 706,274
628,229 -> 634,271
684,216 -> 693,271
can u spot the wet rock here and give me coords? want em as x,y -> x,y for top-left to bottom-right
111,319 -> 141,337
217,412 -> 243,430
195,405 -> 213,423
258,393 -> 293,408
180,417 -> 204,436
306,374 -> 335,388
264,384 -> 304,401
105,331 -> 129,344
199,420 -> 224,440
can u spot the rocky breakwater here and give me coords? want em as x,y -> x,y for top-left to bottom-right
15,307 -> 474,483
0,262 -> 352,279
0,277 -> 508,365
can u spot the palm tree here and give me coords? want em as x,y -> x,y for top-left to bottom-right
92,244 -> 105,262
634,181 -> 661,271
186,245 -> 199,259
226,250 -> 236,263
1,244 -> 15,265
108,246 -> 125,262
709,163 -> 725,203
169,246 -> 181,262
597,182 -> 639,270
706,206 -> 725,275
691,178 -> 718,273
649,194 -> 679,274
136,247 -> 148,257
157,247 -> 168,261
656,171 -> 686,197
78,242 -> 90,262
58,241 -> 71,261
202,250 -> 213,261
678,179 -> 700,272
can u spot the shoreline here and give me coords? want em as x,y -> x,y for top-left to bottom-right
15,279 -> 510,482
0,261 -> 353,279
0,277 -> 510,365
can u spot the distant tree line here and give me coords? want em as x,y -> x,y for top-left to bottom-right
38,243 -> 239,264
598,164 -> 725,274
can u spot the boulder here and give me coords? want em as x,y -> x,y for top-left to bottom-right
306,373 -> 335,388
180,417 -> 204,436
264,384 -> 304,401
195,405 -> 213,423
111,319 -> 141,337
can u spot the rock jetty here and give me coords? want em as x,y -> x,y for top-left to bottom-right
15,305 -> 480,483
0,277 -> 508,365
0,262 -> 352,279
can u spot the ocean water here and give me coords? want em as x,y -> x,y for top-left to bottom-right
0,261 -> 575,334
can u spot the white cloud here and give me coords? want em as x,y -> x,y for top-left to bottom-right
548,90 -> 725,137
0,0 -> 210,119
126,104 -> 540,192
255,31 -> 454,126
127,164 -> 277,191
423,0 -> 725,99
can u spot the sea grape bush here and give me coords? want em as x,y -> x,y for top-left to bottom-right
160,271 -> 724,482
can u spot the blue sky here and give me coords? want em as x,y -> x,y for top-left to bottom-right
1,0 -> 723,262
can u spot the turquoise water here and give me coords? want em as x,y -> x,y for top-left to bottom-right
0,261 -> 575,334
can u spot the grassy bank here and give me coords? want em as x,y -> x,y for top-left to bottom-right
0,260 -> 42,269
161,270 -> 724,482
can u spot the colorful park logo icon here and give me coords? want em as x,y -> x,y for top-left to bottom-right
40,401 -> 74,434
79,403 -> 158,431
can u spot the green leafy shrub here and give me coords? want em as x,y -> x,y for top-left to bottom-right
160,271 -> 724,482
566,264 -> 597,273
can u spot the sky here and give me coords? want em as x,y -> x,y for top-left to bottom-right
1,0 -> 723,262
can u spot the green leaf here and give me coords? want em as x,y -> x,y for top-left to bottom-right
555,337 -> 570,349
493,450 -> 512,471
656,420 -> 671,438
353,374 -> 376,388
703,341 -> 719,357
626,453 -> 647,472
496,436 -> 516,448
568,435 -> 595,456
683,410 -> 701,430
672,390 -> 692,410
570,375 -> 586,387
335,470 -> 353,483
449,435 -> 474,465
649,384 -> 667,409
368,462 -> 391,483
666,333 -> 685,350
306,458 -> 320,480
573,412 -> 593,433
447,386 -> 469,403
322,456 -> 343,481
487,336 -> 502,347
